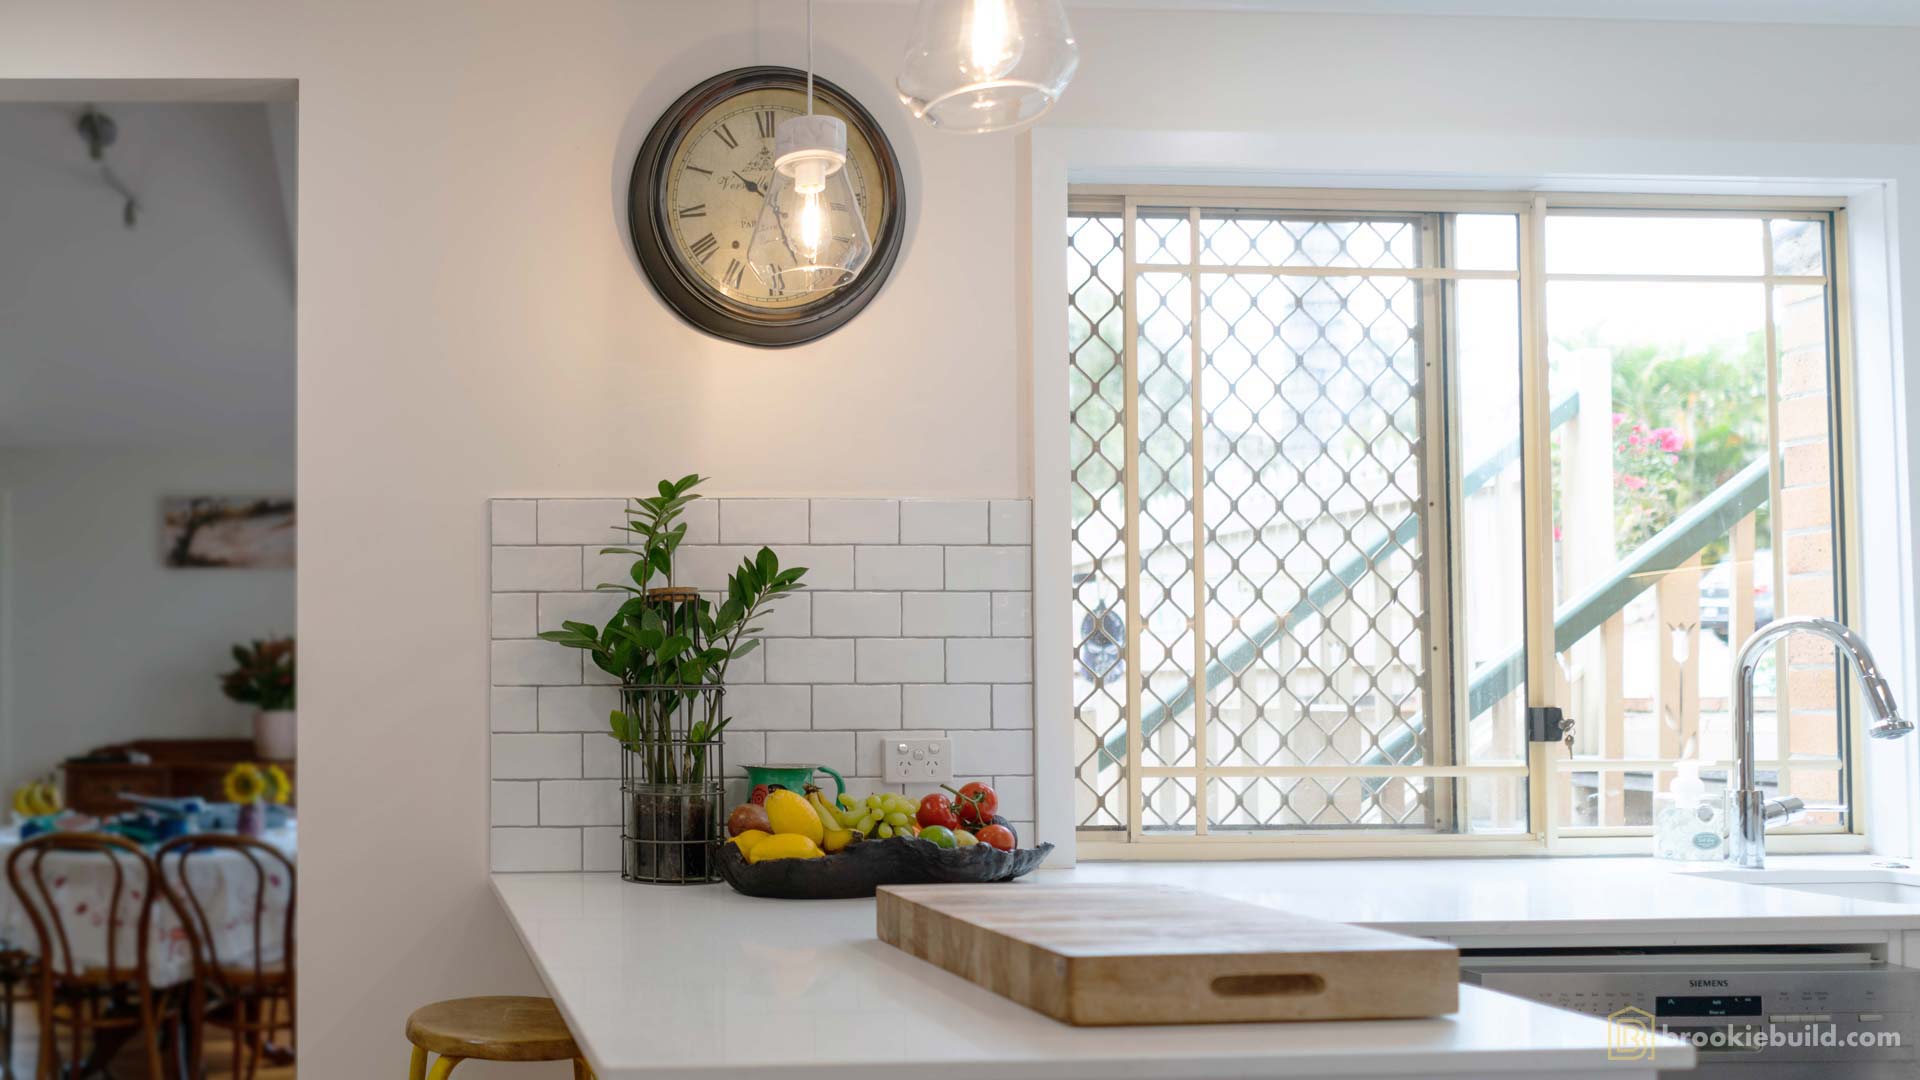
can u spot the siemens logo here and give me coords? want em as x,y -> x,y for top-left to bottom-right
1689,979 -> 1730,988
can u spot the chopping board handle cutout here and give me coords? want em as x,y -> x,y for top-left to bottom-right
1210,973 -> 1326,998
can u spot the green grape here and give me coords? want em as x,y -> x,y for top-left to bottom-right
856,814 -> 878,834
876,823 -> 895,839
866,795 -> 884,809
885,811 -> 911,828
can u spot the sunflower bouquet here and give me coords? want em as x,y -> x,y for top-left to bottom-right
223,762 -> 293,805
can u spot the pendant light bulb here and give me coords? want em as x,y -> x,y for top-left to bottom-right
897,0 -> 1077,133
747,114 -> 872,296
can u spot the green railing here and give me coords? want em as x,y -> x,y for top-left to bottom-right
1094,393 -> 1581,771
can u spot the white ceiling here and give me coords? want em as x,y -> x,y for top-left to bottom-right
1064,0 -> 1920,24
0,102 -> 294,452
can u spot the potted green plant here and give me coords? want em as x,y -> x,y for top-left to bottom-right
221,637 -> 296,760
539,475 -> 805,882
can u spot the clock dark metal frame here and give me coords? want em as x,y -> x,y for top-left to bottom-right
629,65 -> 906,349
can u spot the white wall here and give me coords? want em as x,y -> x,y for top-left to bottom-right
5,4 -> 1920,1076
0,448 -> 296,792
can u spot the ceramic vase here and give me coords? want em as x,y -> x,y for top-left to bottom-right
254,709 -> 296,760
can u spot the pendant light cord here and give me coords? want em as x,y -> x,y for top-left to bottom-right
805,0 -> 815,115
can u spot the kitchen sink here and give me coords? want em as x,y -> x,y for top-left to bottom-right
1696,864 -> 1920,904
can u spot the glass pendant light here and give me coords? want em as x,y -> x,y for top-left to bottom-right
748,1 -> 872,296
896,0 -> 1078,133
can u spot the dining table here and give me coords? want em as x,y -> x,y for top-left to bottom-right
0,823 -> 296,987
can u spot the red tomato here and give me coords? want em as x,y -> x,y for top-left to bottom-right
976,824 -> 1016,851
916,793 -> 961,831
948,782 -> 998,826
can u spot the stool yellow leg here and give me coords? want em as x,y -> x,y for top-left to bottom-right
574,1057 -> 596,1079
427,1056 -> 463,1079
409,1046 -> 428,1080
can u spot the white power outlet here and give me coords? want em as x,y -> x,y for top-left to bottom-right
884,737 -> 952,784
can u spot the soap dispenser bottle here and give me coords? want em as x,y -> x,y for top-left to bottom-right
1654,759 -> 1726,861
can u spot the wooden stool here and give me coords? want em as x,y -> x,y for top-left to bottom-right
405,996 -> 594,1079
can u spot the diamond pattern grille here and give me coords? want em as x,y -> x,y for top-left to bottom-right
1067,214 -> 1129,829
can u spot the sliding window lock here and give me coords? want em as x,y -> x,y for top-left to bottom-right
1526,706 -> 1576,754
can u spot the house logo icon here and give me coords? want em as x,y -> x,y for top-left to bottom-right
1606,1005 -> 1658,1061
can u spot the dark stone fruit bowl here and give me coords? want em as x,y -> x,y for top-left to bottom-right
717,835 -> 1055,899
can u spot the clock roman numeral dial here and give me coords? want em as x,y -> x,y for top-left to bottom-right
679,204 -> 706,219
723,259 -> 745,289
756,110 -> 777,139
714,123 -> 738,150
687,232 -> 719,263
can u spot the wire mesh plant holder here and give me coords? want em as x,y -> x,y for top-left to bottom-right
618,682 -> 725,885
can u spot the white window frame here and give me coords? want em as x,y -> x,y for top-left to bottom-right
1056,186 -> 1869,861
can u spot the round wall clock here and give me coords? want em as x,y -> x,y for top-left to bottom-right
629,66 -> 906,348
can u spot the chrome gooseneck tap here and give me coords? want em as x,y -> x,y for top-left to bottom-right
1730,616 -> 1912,869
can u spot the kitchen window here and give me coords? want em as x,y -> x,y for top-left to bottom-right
1067,189 -> 1859,857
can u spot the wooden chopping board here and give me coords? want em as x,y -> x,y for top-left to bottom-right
876,882 -> 1458,1026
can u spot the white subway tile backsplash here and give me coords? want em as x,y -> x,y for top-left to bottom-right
901,500 -> 989,544
989,500 -> 1031,545
812,592 -> 901,637
493,546 -> 581,591
491,640 -> 580,686
945,547 -> 1030,591
538,685 -> 619,733
679,498 -> 720,544
776,546 -> 855,590
947,638 -> 1033,683
991,775 -> 1035,821
491,687 -> 538,732
765,731 -> 856,775
953,729 -> 1034,775
488,496 -> 1033,871
901,592 -> 990,637
755,593 -> 812,637
492,781 -> 538,826
720,499 -> 810,544
492,827 -> 581,872
581,733 -> 620,778
903,683 -> 991,729
765,638 -> 854,683
493,734 -> 582,780
491,501 -> 536,545
540,779 -> 621,827
855,546 -> 943,590
538,591 -> 622,634
991,592 -> 1032,637
537,499 -> 626,545
582,827 -> 623,872
992,683 -> 1034,729
814,684 -> 902,729
810,499 -> 900,544
857,638 -> 944,683
492,593 -> 536,638
723,684 -> 812,730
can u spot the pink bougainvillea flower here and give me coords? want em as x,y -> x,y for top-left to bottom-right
1623,475 -> 1647,490
1611,412 -> 1626,427
1653,427 -> 1683,452
1553,525 -> 1564,541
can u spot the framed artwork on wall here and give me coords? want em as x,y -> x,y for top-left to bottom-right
161,496 -> 295,568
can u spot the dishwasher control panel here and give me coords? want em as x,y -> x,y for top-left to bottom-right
1462,957 -> 1919,1077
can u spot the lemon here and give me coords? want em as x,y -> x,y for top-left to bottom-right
729,829 -> 772,856
747,833 -> 825,863
763,789 -> 824,844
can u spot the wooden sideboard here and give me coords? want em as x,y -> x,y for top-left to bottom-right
63,738 -> 295,814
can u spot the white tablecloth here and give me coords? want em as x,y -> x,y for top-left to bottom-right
0,826 -> 295,987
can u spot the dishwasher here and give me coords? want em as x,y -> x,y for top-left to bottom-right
1460,946 -> 1920,1078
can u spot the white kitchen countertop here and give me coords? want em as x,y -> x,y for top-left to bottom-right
491,860 -> 1731,1079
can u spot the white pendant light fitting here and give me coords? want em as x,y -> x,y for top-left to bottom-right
896,0 -> 1079,133
747,0 -> 873,296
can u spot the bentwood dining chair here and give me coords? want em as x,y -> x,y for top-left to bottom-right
157,834 -> 295,1080
0,942 -> 34,1079
4,832 -> 190,1079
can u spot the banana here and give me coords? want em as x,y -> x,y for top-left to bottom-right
11,786 -> 31,816
808,788 -> 855,832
